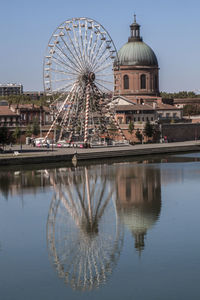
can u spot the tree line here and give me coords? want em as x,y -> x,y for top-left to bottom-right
0,94 -> 49,106
160,91 -> 200,99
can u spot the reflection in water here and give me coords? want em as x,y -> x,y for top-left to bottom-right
46,166 -> 123,291
0,170 -> 50,199
116,165 -> 161,253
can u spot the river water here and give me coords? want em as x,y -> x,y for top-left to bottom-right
0,153 -> 200,300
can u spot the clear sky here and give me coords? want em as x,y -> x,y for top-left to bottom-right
1,0 -> 200,92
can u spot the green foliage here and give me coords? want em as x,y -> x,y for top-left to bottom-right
135,129 -> 142,142
144,121 -> 154,138
128,121 -> 134,135
0,126 -> 10,148
160,91 -> 200,99
183,104 -> 200,116
0,94 -> 49,106
25,124 -> 32,137
32,118 -> 40,136
12,126 -> 21,141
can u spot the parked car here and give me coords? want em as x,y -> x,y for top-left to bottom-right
57,140 -> 69,148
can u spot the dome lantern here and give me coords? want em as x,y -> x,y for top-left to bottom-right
128,14 -> 142,42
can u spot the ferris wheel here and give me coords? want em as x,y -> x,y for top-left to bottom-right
43,17 -> 126,144
46,166 -> 123,290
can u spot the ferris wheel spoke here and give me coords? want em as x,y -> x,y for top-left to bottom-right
50,68 -> 78,77
94,61 -> 113,74
95,72 -> 114,77
92,46 -> 108,69
59,35 -> 84,72
51,77 -> 76,83
71,21 -> 86,69
52,56 -> 80,75
91,39 -> 106,67
53,81 -> 76,93
93,53 -> 111,72
95,78 -> 114,85
88,31 -> 101,64
95,81 -> 112,93
79,20 -> 87,69
86,22 -> 94,59
64,28 -> 85,70
84,20 -> 89,58
55,44 -> 82,73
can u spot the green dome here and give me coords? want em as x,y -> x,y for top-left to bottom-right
118,41 -> 158,66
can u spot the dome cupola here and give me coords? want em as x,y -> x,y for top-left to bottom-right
128,14 -> 142,42
117,15 -> 158,67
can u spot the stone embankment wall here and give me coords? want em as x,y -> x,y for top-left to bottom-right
162,123 -> 200,142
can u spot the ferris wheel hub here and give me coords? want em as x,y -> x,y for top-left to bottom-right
80,72 -> 95,84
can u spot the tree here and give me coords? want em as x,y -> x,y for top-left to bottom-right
25,124 -> 32,137
31,118 -> 40,136
12,126 -> 21,142
0,126 -> 9,149
144,121 -> 154,141
128,121 -> 134,135
135,129 -> 143,143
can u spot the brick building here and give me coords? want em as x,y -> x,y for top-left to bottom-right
0,106 -> 20,127
10,104 -> 52,126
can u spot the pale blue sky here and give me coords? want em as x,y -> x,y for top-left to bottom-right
1,0 -> 200,92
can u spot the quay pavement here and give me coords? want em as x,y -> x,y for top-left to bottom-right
0,141 -> 200,166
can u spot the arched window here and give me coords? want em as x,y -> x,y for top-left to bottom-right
140,74 -> 146,89
154,75 -> 158,90
123,75 -> 129,89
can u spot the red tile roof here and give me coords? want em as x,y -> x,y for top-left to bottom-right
0,106 -> 19,116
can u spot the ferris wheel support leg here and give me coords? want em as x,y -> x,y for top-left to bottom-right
84,84 -> 90,145
44,84 -> 77,141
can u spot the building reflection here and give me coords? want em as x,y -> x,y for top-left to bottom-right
0,169 -> 51,199
116,164 -> 161,253
46,166 -> 123,291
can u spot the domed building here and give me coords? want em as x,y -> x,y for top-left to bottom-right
114,16 -> 160,102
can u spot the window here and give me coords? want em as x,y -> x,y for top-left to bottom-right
155,75 -> 158,90
140,74 -> 146,89
123,75 -> 129,89
126,117 -> 132,124
118,117 -> 123,124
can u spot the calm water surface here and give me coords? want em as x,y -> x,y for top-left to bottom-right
0,154 -> 200,300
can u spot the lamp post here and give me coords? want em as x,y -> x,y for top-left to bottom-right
20,116 -> 22,152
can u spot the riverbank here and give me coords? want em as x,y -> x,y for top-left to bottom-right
0,141 -> 200,166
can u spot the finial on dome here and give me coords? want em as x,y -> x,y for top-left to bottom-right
134,14 -> 136,23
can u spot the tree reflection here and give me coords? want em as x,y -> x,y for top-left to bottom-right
116,164 -> 161,254
46,166 -> 123,291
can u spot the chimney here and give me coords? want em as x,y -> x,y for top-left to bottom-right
153,102 -> 157,109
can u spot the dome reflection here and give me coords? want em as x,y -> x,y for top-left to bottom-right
116,164 -> 161,253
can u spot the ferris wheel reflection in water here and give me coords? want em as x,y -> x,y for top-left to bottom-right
46,163 -> 162,291
46,166 -> 124,291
